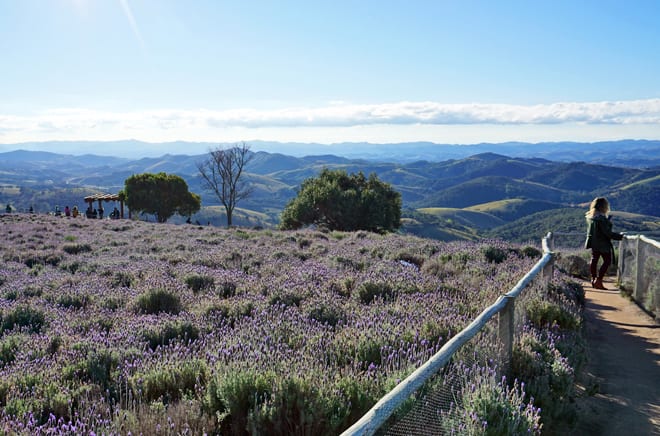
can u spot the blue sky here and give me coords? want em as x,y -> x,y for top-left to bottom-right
1,0 -> 660,147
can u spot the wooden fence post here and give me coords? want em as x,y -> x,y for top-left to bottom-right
634,237 -> 645,302
541,232 -> 554,294
617,238 -> 625,284
498,295 -> 515,376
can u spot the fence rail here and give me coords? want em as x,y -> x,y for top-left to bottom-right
341,234 -> 555,435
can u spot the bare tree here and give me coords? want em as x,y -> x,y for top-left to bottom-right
197,142 -> 254,227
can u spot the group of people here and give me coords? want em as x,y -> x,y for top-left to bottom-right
84,205 -> 121,219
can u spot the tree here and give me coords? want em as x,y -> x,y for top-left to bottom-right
279,169 -> 401,232
197,142 -> 254,227
122,173 -> 201,223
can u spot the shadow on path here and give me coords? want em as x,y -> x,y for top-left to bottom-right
571,277 -> 660,436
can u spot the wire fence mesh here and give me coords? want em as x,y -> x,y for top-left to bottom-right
618,235 -> 660,318
376,278 -> 546,436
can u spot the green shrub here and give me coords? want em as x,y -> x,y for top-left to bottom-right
1,305 -> 46,334
441,364 -> 541,435
512,329 -> 578,430
101,296 -> 124,311
184,274 -> 215,293
24,253 -> 62,268
23,286 -> 43,298
134,289 -> 182,315
482,245 -> 507,264
62,243 -> 92,255
206,370 -> 379,436
269,292 -> 303,308
56,293 -> 90,310
142,321 -> 200,350
3,379 -> 70,425
334,256 -> 365,271
393,251 -> 425,268
111,271 -> 134,288
218,281 -> 237,298
557,254 -> 590,279
307,304 -> 345,327
549,281 -> 586,307
521,246 -> 542,258
3,290 -> 18,301
60,261 -> 83,274
206,302 -> 254,328
526,299 -> 580,331
356,281 -> 394,304
205,369 -> 274,433
133,359 -> 207,403
47,335 -> 63,355
0,335 -> 23,367
419,321 -> 446,345
63,349 -> 120,391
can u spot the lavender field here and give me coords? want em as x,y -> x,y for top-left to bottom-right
0,214 -> 583,434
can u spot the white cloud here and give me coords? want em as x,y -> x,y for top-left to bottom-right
1,99 -> 660,144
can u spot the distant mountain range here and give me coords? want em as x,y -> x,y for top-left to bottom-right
1,146 -> 658,241
1,138 -> 659,167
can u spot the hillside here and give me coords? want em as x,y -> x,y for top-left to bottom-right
0,213 -> 590,433
1,149 -> 658,240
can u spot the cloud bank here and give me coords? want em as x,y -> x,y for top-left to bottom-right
1,99 -> 659,143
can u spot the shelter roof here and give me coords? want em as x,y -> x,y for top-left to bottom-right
84,194 -> 120,202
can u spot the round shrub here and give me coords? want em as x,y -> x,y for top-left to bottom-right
269,292 -> 303,308
307,304 -> 345,327
134,289 -> 182,315
482,245 -> 507,264
142,321 -> 200,350
441,365 -> 541,435
56,293 -> 90,310
393,251 -> 425,268
356,281 -> 395,304
111,271 -> 134,288
1,306 -> 46,334
526,299 -> 580,331
62,243 -> 92,255
132,359 -> 207,403
521,246 -> 542,258
556,254 -> 589,279
218,281 -> 237,298
184,274 -> 215,293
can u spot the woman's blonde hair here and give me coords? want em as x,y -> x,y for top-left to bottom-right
586,197 -> 610,218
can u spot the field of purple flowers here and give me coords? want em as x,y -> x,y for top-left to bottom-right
0,214 -> 583,434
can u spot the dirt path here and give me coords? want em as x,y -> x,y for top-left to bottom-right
571,277 -> 660,436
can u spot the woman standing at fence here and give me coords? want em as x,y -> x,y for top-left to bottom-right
584,197 -> 623,290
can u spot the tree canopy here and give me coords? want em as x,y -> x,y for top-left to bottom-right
122,173 -> 201,223
279,169 -> 401,232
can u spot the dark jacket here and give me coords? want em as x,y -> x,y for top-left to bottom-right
585,214 -> 623,252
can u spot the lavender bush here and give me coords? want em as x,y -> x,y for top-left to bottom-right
0,214 -> 580,434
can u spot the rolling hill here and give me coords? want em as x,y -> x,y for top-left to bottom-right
1,149 -> 658,240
